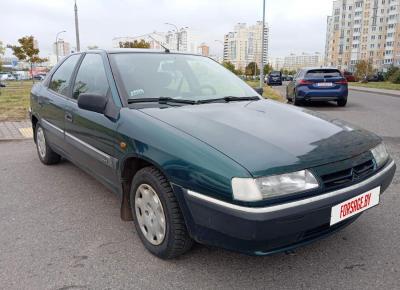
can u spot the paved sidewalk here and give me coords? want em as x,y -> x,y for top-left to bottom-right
349,85 -> 400,97
0,121 -> 33,140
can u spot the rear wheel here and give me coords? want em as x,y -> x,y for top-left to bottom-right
286,88 -> 292,102
337,99 -> 347,107
130,166 -> 193,259
35,124 -> 61,165
293,91 -> 302,106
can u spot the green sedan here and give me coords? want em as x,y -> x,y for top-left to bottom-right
30,49 -> 396,259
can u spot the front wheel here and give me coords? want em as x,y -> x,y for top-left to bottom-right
35,124 -> 61,165
337,99 -> 347,107
130,166 -> 193,259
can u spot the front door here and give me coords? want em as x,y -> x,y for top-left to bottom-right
64,53 -> 119,191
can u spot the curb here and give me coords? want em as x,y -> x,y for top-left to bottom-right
0,138 -> 32,142
349,87 -> 400,98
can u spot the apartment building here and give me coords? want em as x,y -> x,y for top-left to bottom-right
112,32 -> 167,50
223,22 -> 269,70
113,28 -> 199,54
325,0 -> 400,72
53,39 -> 70,58
272,53 -> 324,71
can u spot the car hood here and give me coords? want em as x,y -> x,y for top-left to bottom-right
139,100 -> 381,177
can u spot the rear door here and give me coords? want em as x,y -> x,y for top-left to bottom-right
64,53 -> 120,190
36,54 -> 82,153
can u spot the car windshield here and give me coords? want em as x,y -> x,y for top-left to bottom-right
305,69 -> 342,78
109,53 -> 257,102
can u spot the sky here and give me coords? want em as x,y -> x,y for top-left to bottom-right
1,0 -> 333,59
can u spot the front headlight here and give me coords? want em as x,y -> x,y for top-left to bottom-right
371,143 -> 388,167
232,170 -> 319,202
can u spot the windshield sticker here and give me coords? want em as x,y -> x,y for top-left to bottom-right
130,89 -> 145,97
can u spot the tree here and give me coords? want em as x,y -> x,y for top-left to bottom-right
245,62 -> 259,76
222,61 -> 236,74
263,63 -> 273,75
0,40 -> 5,71
355,60 -> 373,82
9,36 -> 47,81
118,39 -> 150,49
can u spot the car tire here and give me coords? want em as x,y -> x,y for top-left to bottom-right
286,88 -> 292,102
35,124 -> 61,165
130,166 -> 193,259
337,99 -> 347,107
293,91 -> 302,106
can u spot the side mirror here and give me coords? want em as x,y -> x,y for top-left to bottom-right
77,93 -> 108,114
254,87 -> 263,96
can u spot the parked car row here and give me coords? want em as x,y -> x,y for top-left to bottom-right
0,72 -> 47,81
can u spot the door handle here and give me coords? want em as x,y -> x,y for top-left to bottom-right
65,112 -> 73,122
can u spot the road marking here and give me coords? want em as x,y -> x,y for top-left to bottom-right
19,127 -> 33,138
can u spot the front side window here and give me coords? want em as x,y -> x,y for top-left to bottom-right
49,54 -> 81,96
110,53 -> 256,102
72,54 -> 110,99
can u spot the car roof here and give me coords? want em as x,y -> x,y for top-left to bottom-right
302,67 -> 340,71
84,48 -> 204,57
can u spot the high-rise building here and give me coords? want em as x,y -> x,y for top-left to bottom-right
197,43 -> 210,56
325,0 -> 400,72
165,28 -> 199,53
53,39 -> 71,58
112,32 -> 167,50
112,28 -> 199,54
223,22 -> 269,70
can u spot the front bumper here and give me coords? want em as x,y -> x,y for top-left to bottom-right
173,160 -> 396,255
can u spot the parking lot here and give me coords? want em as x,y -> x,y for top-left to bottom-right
0,86 -> 399,290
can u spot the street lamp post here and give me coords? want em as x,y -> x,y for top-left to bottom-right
74,0 -> 81,52
260,0 -> 266,88
165,22 -> 180,51
55,30 -> 66,62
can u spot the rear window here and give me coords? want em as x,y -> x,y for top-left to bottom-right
270,71 -> 281,76
305,69 -> 342,78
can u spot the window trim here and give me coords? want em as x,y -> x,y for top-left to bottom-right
69,52 -> 112,101
47,53 -> 84,100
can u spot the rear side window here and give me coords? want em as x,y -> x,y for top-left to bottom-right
306,69 -> 342,78
72,54 -> 109,100
49,54 -> 81,96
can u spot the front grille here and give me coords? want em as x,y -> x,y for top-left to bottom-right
320,159 -> 375,190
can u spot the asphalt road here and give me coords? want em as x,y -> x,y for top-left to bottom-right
0,87 -> 399,290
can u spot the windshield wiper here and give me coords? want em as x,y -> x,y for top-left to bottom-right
196,96 -> 260,104
127,97 -> 196,105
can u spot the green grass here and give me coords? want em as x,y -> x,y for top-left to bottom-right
0,80 -> 32,121
350,81 -> 400,91
245,80 -> 284,102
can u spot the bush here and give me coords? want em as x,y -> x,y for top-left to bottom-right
389,70 -> 400,84
384,65 -> 399,81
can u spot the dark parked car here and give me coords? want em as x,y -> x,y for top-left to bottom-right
286,68 -> 348,106
343,71 -> 356,82
266,71 -> 282,86
367,73 -> 384,82
30,50 -> 396,259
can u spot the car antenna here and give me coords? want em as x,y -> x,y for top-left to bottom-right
148,35 -> 170,53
